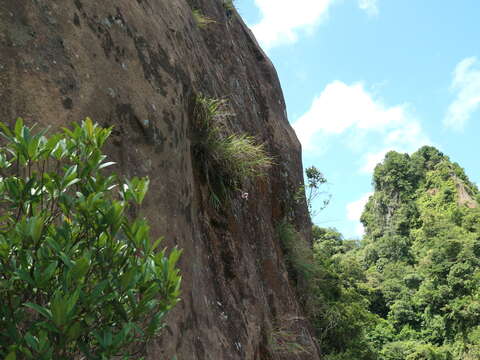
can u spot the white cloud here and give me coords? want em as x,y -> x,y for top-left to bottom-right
250,0 -> 379,49
292,81 -> 431,173
346,192 -> 373,236
347,192 -> 372,221
360,121 -> 429,173
250,0 -> 335,48
358,0 -> 379,17
361,150 -> 390,174
444,57 -> 480,131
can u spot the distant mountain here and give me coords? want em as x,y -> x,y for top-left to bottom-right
358,146 -> 480,359
311,146 -> 480,360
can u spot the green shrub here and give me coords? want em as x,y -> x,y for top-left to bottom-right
192,96 -> 273,209
277,222 -> 315,282
380,341 -> 451,360
295,165 -> 331,217
223,0 -> 235,11
0,118 -> 182,359
192,9 -> 216,28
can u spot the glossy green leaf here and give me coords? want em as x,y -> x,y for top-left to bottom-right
24,303 -> 52,320
70,257 -> 90,282
14,118 -> 24,139
5,350 -> 16,360
50,292 -> 67,328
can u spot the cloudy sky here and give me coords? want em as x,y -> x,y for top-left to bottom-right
237,0 -> 480,238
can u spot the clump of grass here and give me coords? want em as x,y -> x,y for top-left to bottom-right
218,133 -> 273,179
192,9 -> 216,28
192,95 -> 273,209
223,0 -> 235,11
269,316 -> 311,355
277,221 -> 316,281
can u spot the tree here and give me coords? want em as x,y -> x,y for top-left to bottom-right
296,166 -> 331,218
0,118 -> 182,359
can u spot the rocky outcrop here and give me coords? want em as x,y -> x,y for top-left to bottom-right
0,0 -> 320,359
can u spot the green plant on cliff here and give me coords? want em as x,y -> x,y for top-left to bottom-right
0,118 -> 182,359
223,0 -> 235,12
295,165 -> 331,217
269,316 -> 311,356
278,221 -> 315,285
192,95 -> 273,209
192,9 -> 216,28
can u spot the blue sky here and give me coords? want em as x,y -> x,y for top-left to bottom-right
236,0 -> 480,238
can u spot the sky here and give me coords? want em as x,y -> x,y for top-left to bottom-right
236,0 -> 480,238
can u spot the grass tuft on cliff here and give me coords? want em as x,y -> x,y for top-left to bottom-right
223,0 -> 235,11
192,95 -> 273,209
192,9 -> 216,28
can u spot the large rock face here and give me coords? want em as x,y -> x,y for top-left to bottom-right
0,0 -> 320,359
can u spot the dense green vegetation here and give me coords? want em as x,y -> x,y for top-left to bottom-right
294,146 -> 480,359
0,119 -> 181,359
279,222 -> 377,359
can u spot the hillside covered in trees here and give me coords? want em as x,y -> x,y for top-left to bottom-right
299,146 -> 480,359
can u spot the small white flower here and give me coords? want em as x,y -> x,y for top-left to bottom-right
241,192 -> 249,200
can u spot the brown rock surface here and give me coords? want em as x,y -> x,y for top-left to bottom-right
0,0 -> 320,359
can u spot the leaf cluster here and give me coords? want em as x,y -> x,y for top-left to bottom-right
0,118 -> 182,359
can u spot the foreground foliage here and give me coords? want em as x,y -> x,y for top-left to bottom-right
0,118 -> 181,359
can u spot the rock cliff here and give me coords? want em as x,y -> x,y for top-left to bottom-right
0,0 -> 320,358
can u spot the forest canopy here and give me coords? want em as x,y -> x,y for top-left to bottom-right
296,146 -> 480,360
